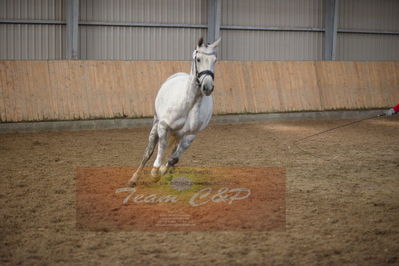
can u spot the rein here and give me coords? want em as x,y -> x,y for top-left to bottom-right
293,113 -> 386,159
294,113 -> 385,143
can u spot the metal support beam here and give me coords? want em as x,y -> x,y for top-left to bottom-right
324,0 -> 339,60
66,0 -> 79,59
221,25 -> 324,32
338,29 -> 399,35
207,0 -> 221,43
2,19 -> 399,36
80,21 -> 207,29
0,19 -> 66,25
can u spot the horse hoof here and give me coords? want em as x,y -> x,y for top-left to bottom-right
126,180 -> 136,187
152,175 -> 161,183
159,164 -> 169,175
168,157 -> 179,166
151,167 -> 160,178
127,176 -> 137,187
128,172 -> 140,186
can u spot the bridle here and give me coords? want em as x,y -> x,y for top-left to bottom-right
192,50 -> 215,85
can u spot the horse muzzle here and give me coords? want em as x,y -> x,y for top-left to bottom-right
201,76 -> 214,96
201,83 -> 214,96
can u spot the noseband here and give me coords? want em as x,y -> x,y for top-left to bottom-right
193,50 -> 215,85
197,70 -> 214,81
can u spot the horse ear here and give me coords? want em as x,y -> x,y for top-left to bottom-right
197,37 -> 204,48
208,37 -> 221,49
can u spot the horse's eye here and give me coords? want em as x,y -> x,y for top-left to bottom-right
196,58 -> 201,63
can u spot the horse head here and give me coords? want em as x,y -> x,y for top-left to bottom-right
192,37 -> 221,96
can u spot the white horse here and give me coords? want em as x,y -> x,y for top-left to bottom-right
128,37 -> 221,186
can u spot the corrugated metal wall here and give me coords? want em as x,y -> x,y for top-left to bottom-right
80,0 -> 206,24
220,31 -> 323,61
80,27 -> 206,60
220,0 -> 324,60
337,34 -> 399,61
0,0 -> 399,60
222,0 -> 324,27
0,0 -> 66,59
79,0 -> 207,60
339,0 -> 399,31
337,0 -> 399,60
0,0 -> 65,20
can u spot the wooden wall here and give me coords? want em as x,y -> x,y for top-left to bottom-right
0,61 -> 398,122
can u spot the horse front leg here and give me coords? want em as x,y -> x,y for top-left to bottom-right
160,134 -> 197,175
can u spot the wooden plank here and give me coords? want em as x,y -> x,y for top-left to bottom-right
107,61 -> 122,118
371,61 -> 399,108
70,61 -> 86,119
290,61 -> 320,111
78,61 -> 91,119
93,61 -> 112,118
134,61 -> 148,117
214,61 -> 247,114
112,61 -> 127,117
0,62 -> 9,121
315,61 -> 343,110
0,61 -> 15,122
12,61 -> 30,121
23,61 -> 39,121
213,61 -> 230,114
1,60 -> 399,122
241,62 -> 256,113
130,61 -> 146,117
47,61 -> 61,119
261,61 -> 283,112
249,61 -> 269,112
98,61 -> 115,118
2,61 -> 19,122
120,61 -> 138,117
86,61 -> 101,118
389,62 -> 399,106
59,61 -> 73,120
50,61 -> 69,120
141,61 -> 154,117
35,61 -> 51,120
236,62 -> 251,113
70,61 -> 88,119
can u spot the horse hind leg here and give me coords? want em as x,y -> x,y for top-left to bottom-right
151,121 -> 171,181
128,121 -> 159,186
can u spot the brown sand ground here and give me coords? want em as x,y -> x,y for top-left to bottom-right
1,116 -> 398,265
